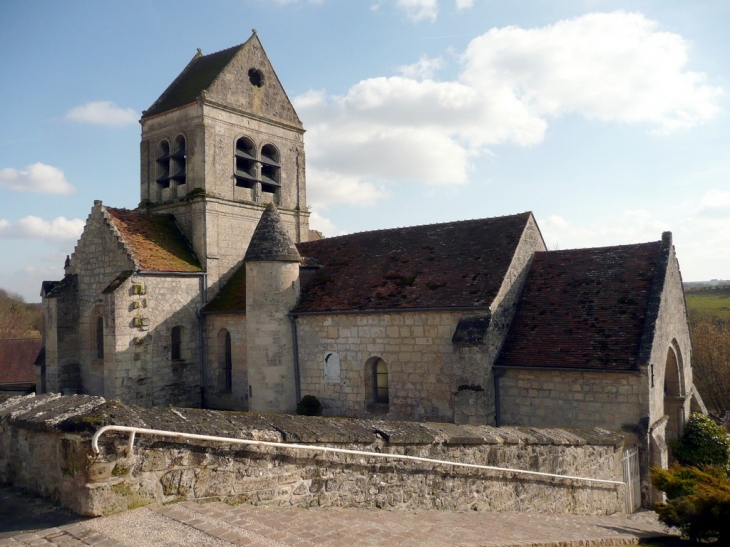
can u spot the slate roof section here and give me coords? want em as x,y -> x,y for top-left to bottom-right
202,264 -> 247,313
0,338 -> 41,384
105,208 -> 202,272
496,240 -> 664,371
244,204 -> 301,263
294,213 -> 532,313
143,43 -> 244,118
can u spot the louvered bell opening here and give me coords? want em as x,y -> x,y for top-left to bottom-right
261,144 -> 279,166
156,173 -> 171,187
235,148 -> 256,161
260,164 -> 280,187
171,149 -> 186,159
171,168 -> 186,182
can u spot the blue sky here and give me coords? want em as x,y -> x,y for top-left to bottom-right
1,0 -> 729,302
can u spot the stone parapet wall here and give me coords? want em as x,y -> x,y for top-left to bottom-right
0,394 -> 626,517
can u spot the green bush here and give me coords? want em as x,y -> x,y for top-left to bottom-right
296,395 -> 322,416
672,413 -> 730,468
653,465 -> 730,543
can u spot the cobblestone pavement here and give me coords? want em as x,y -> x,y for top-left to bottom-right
0,496 -> 677,547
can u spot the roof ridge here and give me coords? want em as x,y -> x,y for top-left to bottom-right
143,49 -> 204,118
298,211 -> 532,245
537,239 -> 661,255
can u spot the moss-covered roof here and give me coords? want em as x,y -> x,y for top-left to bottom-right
105,208 -> 202,273
202,263 -> 247,313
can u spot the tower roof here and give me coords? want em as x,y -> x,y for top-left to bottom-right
244,204 -> 301,263
142,32 -> 302,127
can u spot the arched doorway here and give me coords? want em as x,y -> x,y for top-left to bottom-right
664,343 -> 685,463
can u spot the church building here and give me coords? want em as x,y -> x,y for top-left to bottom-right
39,33 -> 705,503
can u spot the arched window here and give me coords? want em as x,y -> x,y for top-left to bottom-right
96,316 -> 104,360
374,359 -> 389,404
171,326 -> 182,361
171,135 -> 186,188
365,356 -> 389,409
217,328 -> 233,391
260,144 -> 280,197
234,137 -> 257,190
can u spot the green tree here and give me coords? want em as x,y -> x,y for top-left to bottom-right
672,413 -> 730,468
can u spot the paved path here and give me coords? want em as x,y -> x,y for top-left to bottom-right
0,487 -> 677,547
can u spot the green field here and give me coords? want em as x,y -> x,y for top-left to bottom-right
685,286 -> 730,318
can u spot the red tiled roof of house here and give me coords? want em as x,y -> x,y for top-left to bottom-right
496,241 -> 663,371
0,338 -> 41,384
105,208 -> 202,273
294,213 -> 532,313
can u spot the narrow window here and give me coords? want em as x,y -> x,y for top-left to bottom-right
374,359 -> 389,404
171,135 -> 186,188
96,316 -> 104,360
224,331 -> 232,391
171,326 -> 182,361
156,141 -> 171,188
234,137 -> 257,189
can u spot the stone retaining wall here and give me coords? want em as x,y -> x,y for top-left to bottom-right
0,394 -> 627,517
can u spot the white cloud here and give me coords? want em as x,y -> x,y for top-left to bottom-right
461,12 -> 722,131
542,189 -> 730,281
455,0 -> 474,9
295,11 -> 722,213
308,211 -> 340,237
396,0 -> 438,22
0,163 -> 75,194
0,216 -> 84,242
65,101 -> 138,126
398,55 -> 444,80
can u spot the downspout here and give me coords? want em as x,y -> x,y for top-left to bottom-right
289,313 -> 301,403
197,272 -> 208,408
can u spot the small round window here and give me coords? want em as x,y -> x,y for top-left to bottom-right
248,68 -> 264,88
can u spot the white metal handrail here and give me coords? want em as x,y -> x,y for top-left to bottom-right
91,425 -> 624,486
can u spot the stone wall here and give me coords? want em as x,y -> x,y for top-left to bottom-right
0,394 -> 627,517
204,314 -> 248,410
106,273 -> 203,408
498,368 -> 647,432
296,311 -> 463,422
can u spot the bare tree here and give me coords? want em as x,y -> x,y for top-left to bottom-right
0,289 -> 42,339
690,314 -> 730,417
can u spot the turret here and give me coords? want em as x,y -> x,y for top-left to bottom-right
244,203 -> 301,413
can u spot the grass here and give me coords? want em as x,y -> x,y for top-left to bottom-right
685,286 -> 730,319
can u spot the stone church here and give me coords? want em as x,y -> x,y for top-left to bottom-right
39,33 -> 705,493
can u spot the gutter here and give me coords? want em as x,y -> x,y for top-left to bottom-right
291,305 -> 492,317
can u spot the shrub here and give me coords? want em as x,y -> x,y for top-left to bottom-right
653,465 -> 730,542
672,413 -> 730,468
296,395 -> 322,416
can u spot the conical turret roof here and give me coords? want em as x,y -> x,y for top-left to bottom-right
244,203 -> 301,262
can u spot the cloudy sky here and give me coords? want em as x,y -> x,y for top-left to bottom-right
1,0 -> 728,301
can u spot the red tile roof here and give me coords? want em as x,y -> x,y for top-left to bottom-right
0,338 -> 41,384
496,241 -> 663,371
105,208 -> 202,273
294,213 -> 532,313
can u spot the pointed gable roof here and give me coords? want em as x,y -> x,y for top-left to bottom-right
143,33 -> 302,127
244,203 -> 301,263
496,239 -> 665,371
105,208 -> 202,272
294,213 -> 533,313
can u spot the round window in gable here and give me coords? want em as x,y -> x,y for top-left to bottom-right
248,68 -> 264,88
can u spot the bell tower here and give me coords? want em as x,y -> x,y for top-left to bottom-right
139,31 -> 309,294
